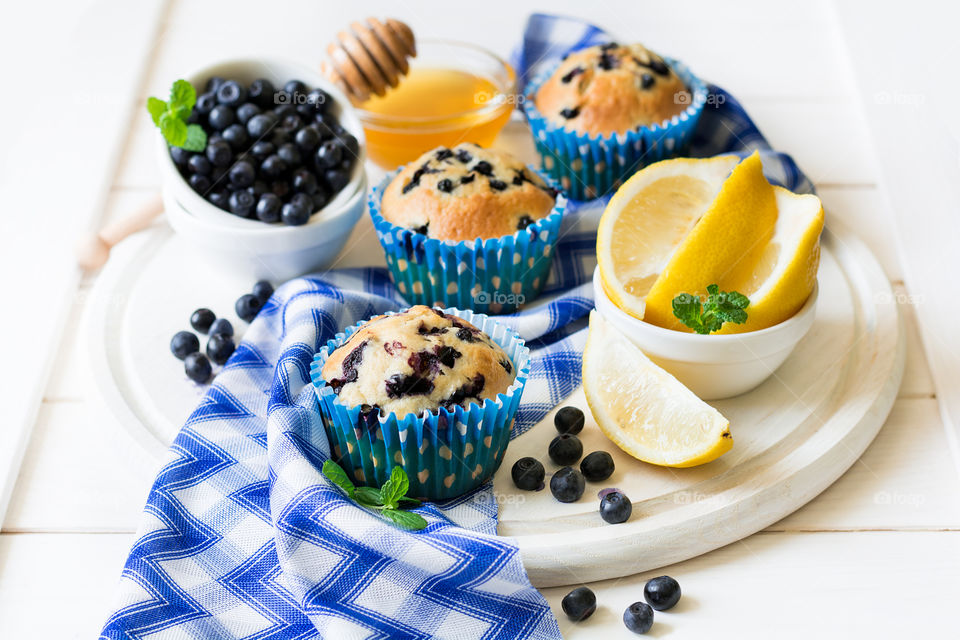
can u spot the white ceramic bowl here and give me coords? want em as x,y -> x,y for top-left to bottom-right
592,266 -> 818,399
157,58 -> 367,280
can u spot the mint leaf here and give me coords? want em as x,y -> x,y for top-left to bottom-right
398,496 -> 421,507
159,112 -> 187,146
382,508 -> 427,531
380,466 -> 408,509
672,285 -> 750,335
183,124 -> 207,152
671,292 -> 707,334
169,79 -> 196,113
147,97 -> 167,126
354,487 -> 384,508
322,460 -> 356,498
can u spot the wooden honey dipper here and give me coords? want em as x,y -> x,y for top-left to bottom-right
322,18 -> 416,105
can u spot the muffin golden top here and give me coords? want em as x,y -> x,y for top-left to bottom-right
320,306 -> 516,418
380,144 -> 557,242
534,42 -> 691,136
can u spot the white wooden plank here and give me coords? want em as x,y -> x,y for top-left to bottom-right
0,533 -> 136,640
540,531 -> 960,638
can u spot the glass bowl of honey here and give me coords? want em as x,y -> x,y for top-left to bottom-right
356,40 -> 517,170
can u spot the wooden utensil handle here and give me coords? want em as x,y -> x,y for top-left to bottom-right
76,194 -> 164,271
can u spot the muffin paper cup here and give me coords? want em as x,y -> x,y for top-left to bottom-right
368,168 -> 567,314
522,56 -> 708,201
310,307 -> 531,500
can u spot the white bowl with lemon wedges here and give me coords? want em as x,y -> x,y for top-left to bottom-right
592,151 -> 825,398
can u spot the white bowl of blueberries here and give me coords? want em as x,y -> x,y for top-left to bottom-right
158,58 -> 367,281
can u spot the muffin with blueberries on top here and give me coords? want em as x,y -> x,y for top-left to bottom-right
369,143 -> 566,314
311,305 -> 530,499
524,42 -> 707,200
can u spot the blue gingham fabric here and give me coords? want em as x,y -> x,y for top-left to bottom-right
101,14 -> 811,640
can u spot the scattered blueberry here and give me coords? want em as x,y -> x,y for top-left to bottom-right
623,602 -> 654,635
511,457 -> 545,491
644,576 -> 681,611
235,293 -> 262,322
190,308 -> 216,334
208,105 -> 235,130
252,280 -> 274,304
580,451 -> 615,482
561,587 -> 596,621
550,466 -> 585,503
184,352 -> 212,384
206,333 -> 236,365
208,318 -> 234,338
228,190 -> 256,217
554,406 -> 585,434
599,491 -> 632,524
256,193 -> 282,223
548,434 -> 583,466
170,331 -> 199,360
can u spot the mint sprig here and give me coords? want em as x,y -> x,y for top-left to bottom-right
322,461 -> 426,531
672,284 -> 750,334
147,79 -> 207,151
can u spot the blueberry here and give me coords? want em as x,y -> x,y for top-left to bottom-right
187,154 -> 211,175
247,78 -> 275,109
170,331 -> 199,360
437,178 -> 453,193
252,280 -> 274,303
222,123 -> 248,149
248,180 -> 268,196
550,466 -> 585,503
235,293 -> 262,322
216,80 -> 246,107
208,190 -> 229,210
246,113 -> 277,138
644,576 -> 681,611
284,79 -> 306,97
255,193 -> 282,223
281,201 -> 309,226
251,141 -> 275,158
341,133 -> 360,159
184,352 -> 212,384
281,114 -> 303,131
195,92 -> 217,116
206,140 -> 233,167
236,103 -> 261,124
289,192 -> 313,213
169,146 -> 192,167
273,93 -> 293,114
599,491 -> 632,524
229,161 -> 256,188
271,180 -> 292,200
188,174 -> 211,193
561,587 -> 596,621
269,128 -> 293,147
305,88 -> 330,113
640,73 -> 655,89
623,602 -> 654,635
205,76 -> 226,94
291,168 -> 318,195
314,113 -> 336,138
554,406 -> 584,434
277,142 -> 301,166
311,188 -> 330,211
261,154 -> 288,179
228,190 -> 256,217
295,126 -> 320,151
548,434 -> 583,466
206,333 -> 236,365
190,308 -> 216,333
208,105 -> 235,131
580,451 -> 615,482
511,457 -> 545,491
315,139 -> 342,169
323,168 -> 350,193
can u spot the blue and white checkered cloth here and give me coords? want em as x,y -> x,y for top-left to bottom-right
101,14 -> 812,640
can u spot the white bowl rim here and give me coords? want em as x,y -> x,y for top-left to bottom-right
592,265 -> 819,343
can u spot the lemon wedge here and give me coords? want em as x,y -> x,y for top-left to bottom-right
583,311 -> 732,467
597,155 -> 741,319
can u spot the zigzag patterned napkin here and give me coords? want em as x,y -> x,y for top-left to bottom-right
101,14 -> 811,640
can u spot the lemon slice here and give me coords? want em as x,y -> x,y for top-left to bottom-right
597,155 -> 741,319
583,311 -> 732,467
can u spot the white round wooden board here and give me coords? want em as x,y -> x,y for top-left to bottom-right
85,215 -> 903,587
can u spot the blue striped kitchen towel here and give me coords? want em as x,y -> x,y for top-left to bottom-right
101,14 -> 811,640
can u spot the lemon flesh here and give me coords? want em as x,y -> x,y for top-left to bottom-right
583,311 -> 732,467
597,155 -> 740,319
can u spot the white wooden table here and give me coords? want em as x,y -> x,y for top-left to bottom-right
3,1 -> 959,638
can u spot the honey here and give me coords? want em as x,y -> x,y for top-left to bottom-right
358,67 -> 515,169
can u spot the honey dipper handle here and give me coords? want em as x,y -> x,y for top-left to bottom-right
323,17 -> 416,104
76,194 -> 163,271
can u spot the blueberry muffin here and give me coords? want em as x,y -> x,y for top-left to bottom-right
379,143 -> 558,242
534,42 -> 691,136
321,306 -> 516,418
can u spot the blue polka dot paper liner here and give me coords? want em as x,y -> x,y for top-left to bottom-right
310,307 -> 530,501
522,57 -> 708,201
368,168 -> 567,314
